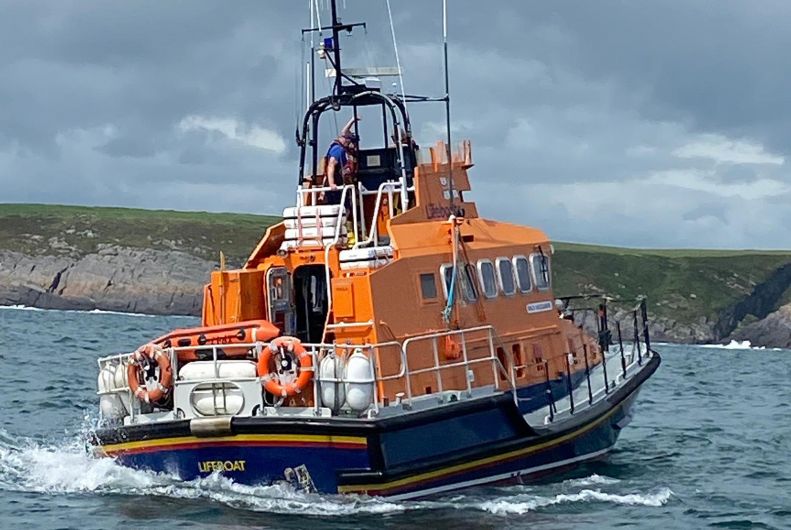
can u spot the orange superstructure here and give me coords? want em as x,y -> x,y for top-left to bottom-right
200,138 -> 600,407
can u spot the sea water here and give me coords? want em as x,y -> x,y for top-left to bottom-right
0,306 -> 788,529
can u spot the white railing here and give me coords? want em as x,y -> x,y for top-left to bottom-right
96,325 -> 510,421
294,180 -> 414,250
400,325 -> 514,402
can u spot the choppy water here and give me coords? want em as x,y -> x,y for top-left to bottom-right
0,306 -> 788,529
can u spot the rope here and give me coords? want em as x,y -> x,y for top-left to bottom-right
442,217 -> 459,324
385,0 -> 408,113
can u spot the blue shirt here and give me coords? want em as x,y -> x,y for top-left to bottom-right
327,142 -> 347,167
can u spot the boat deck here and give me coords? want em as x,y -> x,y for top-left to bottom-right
524,344 -> 651,427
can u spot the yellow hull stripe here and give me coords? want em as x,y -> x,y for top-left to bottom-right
338,403 -> 622,494
98,433 -> 367,454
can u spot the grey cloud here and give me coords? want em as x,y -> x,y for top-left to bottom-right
1,0 -> 790,249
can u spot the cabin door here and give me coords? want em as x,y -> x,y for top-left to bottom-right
292,265 -> 328,343
266,267 -> 295,335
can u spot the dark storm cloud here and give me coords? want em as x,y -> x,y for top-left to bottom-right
0,0 -> 789,248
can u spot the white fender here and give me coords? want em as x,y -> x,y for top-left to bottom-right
319,354 -> 346,411
99,394 -> 127,419
344,349 -> 374,412
113,363 -> 128,389
98,363 -> 128,392
98,367 -> 113,393
179,360 -> 257,381
190,385 -> 245,416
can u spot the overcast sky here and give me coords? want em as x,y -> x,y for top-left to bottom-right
1,0 -> 789,249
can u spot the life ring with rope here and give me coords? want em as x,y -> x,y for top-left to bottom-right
127,343 -> 173,404
257,336 -> 314,397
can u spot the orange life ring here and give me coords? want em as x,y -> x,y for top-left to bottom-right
127,343 -> 173,404
257,337 -> 314,397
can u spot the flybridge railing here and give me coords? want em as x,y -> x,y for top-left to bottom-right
294,180 -> 412,249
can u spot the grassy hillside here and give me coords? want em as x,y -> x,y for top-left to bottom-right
0,203 -> 279,263
552,242 -> 791,323
3,203 -> 791,324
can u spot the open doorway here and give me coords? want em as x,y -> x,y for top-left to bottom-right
293,265 -> 328,343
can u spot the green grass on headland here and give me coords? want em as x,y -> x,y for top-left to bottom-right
552,242 -> 791,323
0,203 -> 280,263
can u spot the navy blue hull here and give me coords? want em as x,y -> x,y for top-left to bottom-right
112,443 -> 370,493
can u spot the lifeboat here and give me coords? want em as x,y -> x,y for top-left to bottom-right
91,0 -> 660,501
151,320 -> 280,362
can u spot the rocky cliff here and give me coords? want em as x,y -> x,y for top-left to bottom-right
0,246 -> 210,315
2,204 -> 791,348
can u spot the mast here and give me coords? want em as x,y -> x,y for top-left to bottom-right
442,0 -> 455,214
330,0 -> 343,96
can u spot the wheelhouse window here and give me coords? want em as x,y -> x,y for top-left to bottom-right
419,272 -> 438,300
531,253 -> 550,290
477,260 -> 498,299
441,264 -> 453,299
462,264 -> 479,302
496,257 -> 516,295
513,255 -> 532,293
440,263 -> 478,302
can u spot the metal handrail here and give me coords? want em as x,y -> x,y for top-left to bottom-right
400,325 -> 514,404
543,344 -> 652,423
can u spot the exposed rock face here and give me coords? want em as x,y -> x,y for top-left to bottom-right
2,242 -> 791,348
729,304 -> 791,348
574,307 -> 717,346
0,245 -> 210,315
712,263 -> 791,340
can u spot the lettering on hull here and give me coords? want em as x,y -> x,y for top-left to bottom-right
198,460 -> 247,473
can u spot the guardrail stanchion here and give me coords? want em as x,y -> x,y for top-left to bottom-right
583,344 -> 593,405
640,298 -> 652,355
565,354 -> 575,414
617,321 -> 627,379
633,309 -> 643,365
544,360 -> 555,422
431,336 -> 443,395
460,330 -> 472,397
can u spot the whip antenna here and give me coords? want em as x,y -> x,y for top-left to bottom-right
442,0 -> 455,214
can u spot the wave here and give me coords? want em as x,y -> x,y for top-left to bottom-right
0,430 -> 673,517
0,432 -> 405,515
701,340 -> 765,350
0,304 -> 195,319
476,487 -> 674,515
563,473 -> 621,487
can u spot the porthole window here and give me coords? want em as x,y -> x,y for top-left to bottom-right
513,255 -> 532,293
496,257 -> 516,295
477,260 -> 498,298
419,272 -> 438,300
531,253 -> 550,290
